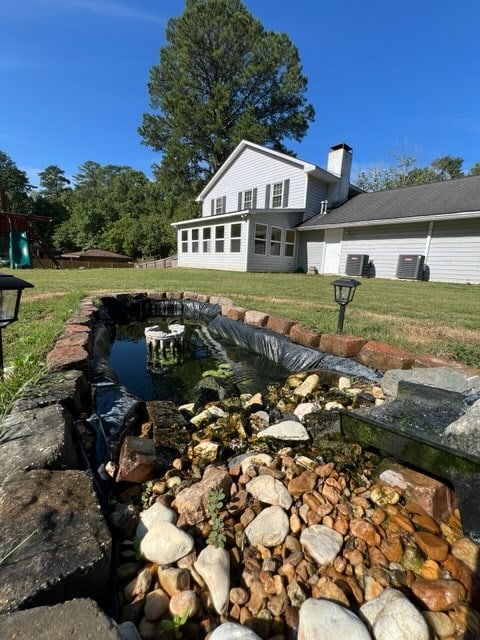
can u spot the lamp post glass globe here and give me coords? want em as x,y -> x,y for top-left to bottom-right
0,274 -> 34,374
330,278 -> 361,333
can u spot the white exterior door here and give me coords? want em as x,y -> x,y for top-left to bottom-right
322,228 -> 343,274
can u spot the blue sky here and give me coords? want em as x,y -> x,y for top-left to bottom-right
1,0 -> 479,186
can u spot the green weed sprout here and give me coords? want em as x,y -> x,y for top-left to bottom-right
206,488 -> 227,548
160,611 -> 189,638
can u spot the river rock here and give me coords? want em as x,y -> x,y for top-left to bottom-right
209,622 -> 262,639
411,578 -> 466,611
140,522 -> 194,565
360,588 -> 429,639
194,545 -> 230,615
135,501 -> 177,539
300,524 -> 344,565
298,598 -> 371,639
257,420 -> 310,442
246,475 -> 292,509
228,452 -> 273,474
172,466 -> 232,526
245,506 -> 290,547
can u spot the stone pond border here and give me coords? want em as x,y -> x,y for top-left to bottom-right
1,290 -> 478,636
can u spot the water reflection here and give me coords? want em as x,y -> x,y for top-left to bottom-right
109,317 -> 288,404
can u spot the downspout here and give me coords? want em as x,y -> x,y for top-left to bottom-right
424,221 -> 434,262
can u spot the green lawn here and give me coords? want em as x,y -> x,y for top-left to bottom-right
1,267 -> 478,419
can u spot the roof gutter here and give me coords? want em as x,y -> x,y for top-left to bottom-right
296,210 -> 480,231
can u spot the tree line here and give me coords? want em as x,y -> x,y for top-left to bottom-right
1,0 -> 478,260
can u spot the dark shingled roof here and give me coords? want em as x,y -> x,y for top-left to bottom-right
298,174 -> 480,229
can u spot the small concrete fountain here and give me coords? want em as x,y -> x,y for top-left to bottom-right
144,323 -> 185,368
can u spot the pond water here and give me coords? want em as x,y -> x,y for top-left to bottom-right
109,317 -> 289,404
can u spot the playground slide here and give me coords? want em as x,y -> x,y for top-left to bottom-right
9,231 -> 32,269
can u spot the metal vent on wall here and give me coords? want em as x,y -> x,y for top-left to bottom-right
396,254 -> 425,280
345,254 -> 369,276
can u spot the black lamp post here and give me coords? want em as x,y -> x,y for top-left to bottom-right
0,274 -> 34,376
331,277 -> 361,333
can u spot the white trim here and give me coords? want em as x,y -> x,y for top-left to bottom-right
297,210 -> 480,231
172,208 -> 304,227
195,139 -> 338,202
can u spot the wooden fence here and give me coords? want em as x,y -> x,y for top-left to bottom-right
135,256 -> 178,269
34,258 -> 134,269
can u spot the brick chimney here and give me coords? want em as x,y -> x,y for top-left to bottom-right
327,143 -> 352,206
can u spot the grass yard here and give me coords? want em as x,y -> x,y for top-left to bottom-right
1,266 -> 478,419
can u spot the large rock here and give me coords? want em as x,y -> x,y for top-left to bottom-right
245,506 -> 289,547
194,545 -> 230,615
257,420 -> 310,442
11,369 -> 89,416
0,404 -> 78,477
209,622 -> 262,639
0,598 -> 122,640
360,587 -> 429,639
140,522 -> 194,565
298,598 -> 371,639
300,524 -> 344,565
0,470 -> 111,614
381,366 -> 480,398
173,465 -> 232,526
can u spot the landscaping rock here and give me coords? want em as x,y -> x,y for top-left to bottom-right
140,522 -> 194,565
11,369 -> 89,416
360,588 -> 429,640
0,598 -> 122,640
257,420 -> 310,442
0,470 -> 111,614
381,366 -> 480,398
0,404 -> 78,477
298,598 -> 371,639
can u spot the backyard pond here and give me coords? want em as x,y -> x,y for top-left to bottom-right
108,317 -> 291,404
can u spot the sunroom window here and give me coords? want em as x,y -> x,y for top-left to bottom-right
270,227 -> 282,256
181,229 -> 188,253
254,223 -> 267,255
230,223 -> 241,252
285,230 -> 295,257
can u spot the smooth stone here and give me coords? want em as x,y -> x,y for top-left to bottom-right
246,475 -> 293,509
228,452 -> 273,473
117,621 -> 142,640
140,522 -> 194,564
209,622 -> 262,639
300,524 -> 344,565
360,587 -> 430,639
135,501 -> 177,539
298,598 -> 371,639
257,420 -> 310,442
193,545 -> 230,615
245,506 -> 290,547
294,402 -> 319,421
293,374 -> 320,398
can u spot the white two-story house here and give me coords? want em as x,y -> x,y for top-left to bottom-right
172,139 -> 480,283
172,140 -> 358,273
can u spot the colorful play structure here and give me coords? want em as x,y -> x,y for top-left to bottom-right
0,190 -> 59,268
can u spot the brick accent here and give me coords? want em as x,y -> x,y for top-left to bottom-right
289,323 -> 321,348
196,294 -> 210,303
182,291 -> 198,300
244,310 -> 269,327
46,344 -> 90,374
266,315 -> 298,336
223,305 -> 247,321
319,333 -> 366,357
116,436 -> 156,483
209,295 -> 233,306
358,341 -> 414,371
165,291 -> 184,299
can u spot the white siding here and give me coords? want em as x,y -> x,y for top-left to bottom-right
176,219 -> 248,271
297,230 -> 325,272
427,219 -> 480,283
304,176 -> 329,220
201,147 -> 306,217
339,223 -> 429,278
246,211 -> 301,272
